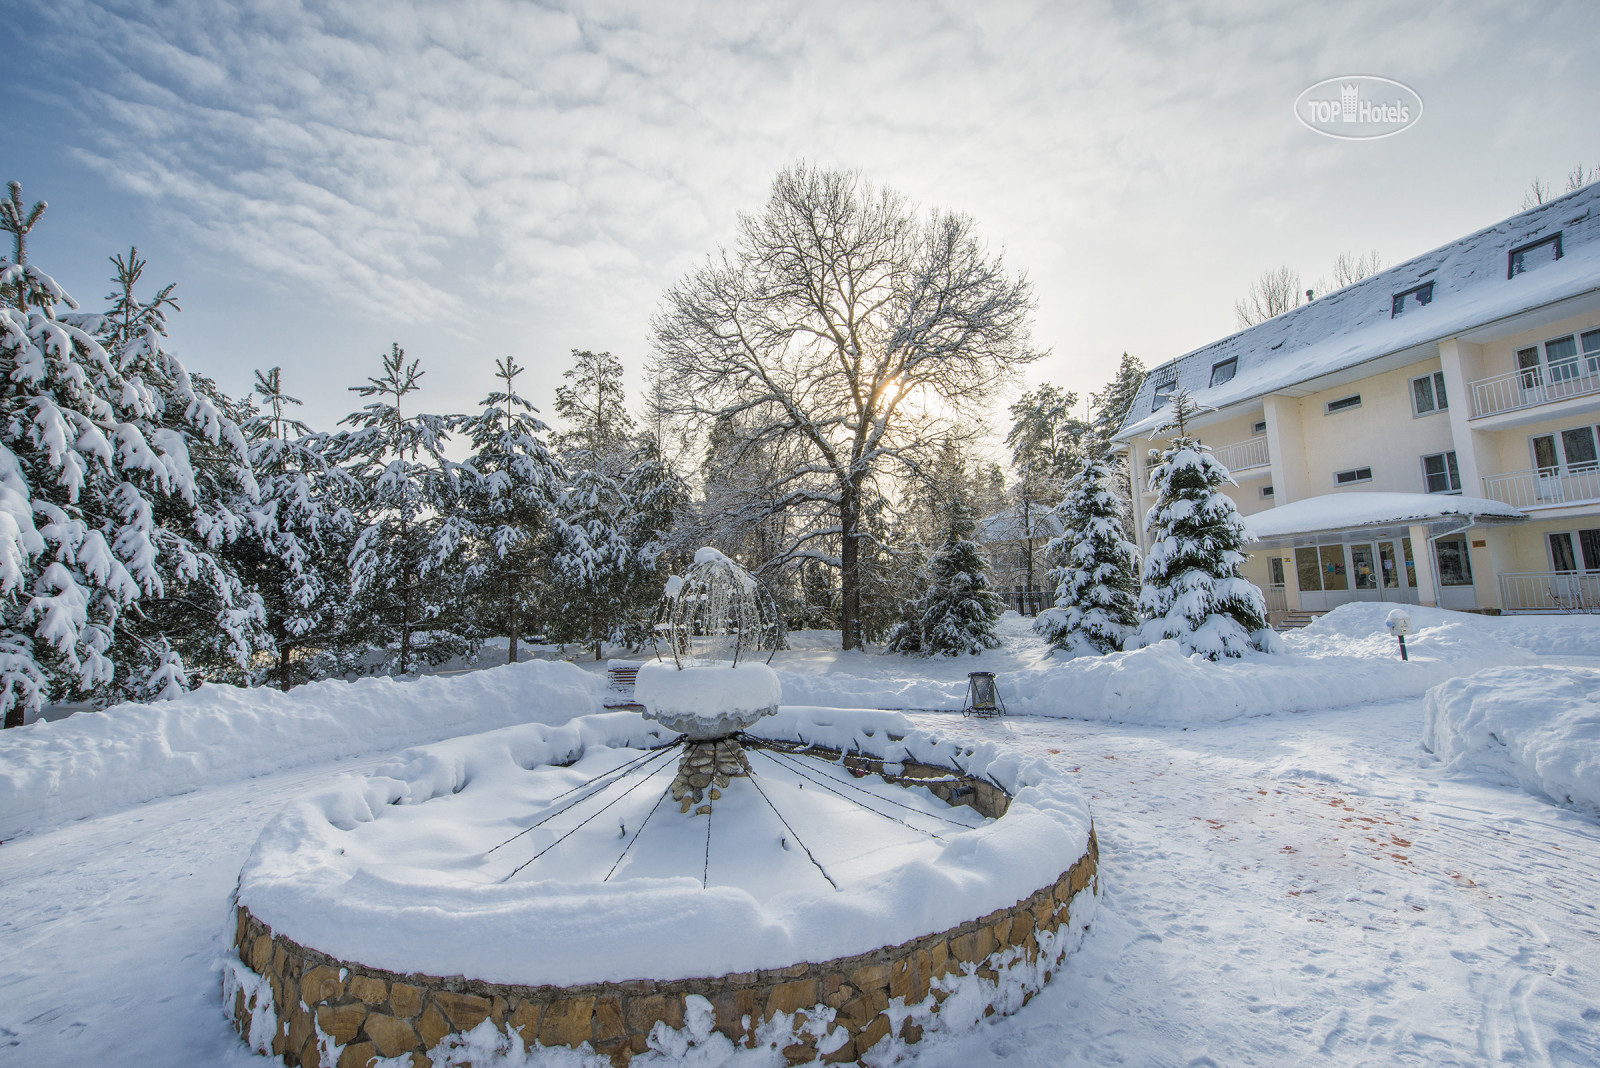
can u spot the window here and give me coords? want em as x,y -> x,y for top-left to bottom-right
1295,545 -> 1349,592
1435,535 -> 1474,586
1251,419 -> 1268,435
1550,532 -> 1579,572
1210,357 -> 1237,387
1151,373 -> 1177,410
1334,466 -> 1373,485
1260,484 -> 1274,499
1422,451 -> 1461,493
1531,424 -> 1600,476
1325,394 -> 1362,414
1585,528 -> 1600,571
1583,330 -> 1600,377
1411,370 -> 1448,415
1268,557 -> 1285,586
1391,282 -> 1435,317
1508,233 -> 1562,278
1548,530 -> 1600,571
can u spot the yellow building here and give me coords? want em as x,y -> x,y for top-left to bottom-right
1114,184 -> 1600,616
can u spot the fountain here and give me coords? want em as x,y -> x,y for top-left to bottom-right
224,552 -> 1100,1066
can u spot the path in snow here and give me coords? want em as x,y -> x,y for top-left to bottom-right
906,701 -> 1600,1067
3,698 -> 1598,1065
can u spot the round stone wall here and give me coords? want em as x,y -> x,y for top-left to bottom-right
226,750 -> 1099,1067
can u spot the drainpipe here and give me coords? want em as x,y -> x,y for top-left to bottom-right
1426,517 -> 1476,609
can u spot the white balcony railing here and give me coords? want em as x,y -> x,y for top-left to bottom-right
1499,570 -> 1600,613
1212,436 -> 1270,473
1481,466 -> 1600,510
1469,352 -> 1600,418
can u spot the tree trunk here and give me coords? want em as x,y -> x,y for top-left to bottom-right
276,620 -> 294,691
839,487 -> 861,650
1023,499 -> 1035,616
3,705 -> 23,729
506,575 -> 519,665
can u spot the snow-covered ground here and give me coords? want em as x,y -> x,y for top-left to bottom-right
3,607 -> 1599,1065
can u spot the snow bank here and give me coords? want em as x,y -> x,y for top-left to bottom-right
235,707 -> 1094,986
778,604 -> 1570,726
1423,666 -> 1600,817
636,661 -> 780,719
0,660 -> 604,841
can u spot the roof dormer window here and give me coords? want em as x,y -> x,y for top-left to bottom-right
1508,233 -> 1562,278
1391,282 -> 1435,317
1209,357 -> 1237,387
1151,371 -> 1178,410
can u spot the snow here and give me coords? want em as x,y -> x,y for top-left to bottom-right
1243,490 -> 1525,540
1117,182 -> 1600,442
4,607 -> 1600,1064
636,660 -> 781,721
233,706 -> 1094,986
1423,666 -> 1600,817
0,658 -> 603,842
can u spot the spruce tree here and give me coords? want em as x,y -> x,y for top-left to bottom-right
887,505 -> 1002,657
241,368 -> 359,688
1,187 -> 262,723
339,345 -> 476,675
1035,452 -> 1141,656
459,356 -> 562,665
1133,392 -> 1273,659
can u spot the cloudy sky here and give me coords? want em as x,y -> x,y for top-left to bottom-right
5,0 -> 1598,444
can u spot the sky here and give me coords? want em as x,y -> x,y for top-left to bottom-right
4,0 -> 1598,454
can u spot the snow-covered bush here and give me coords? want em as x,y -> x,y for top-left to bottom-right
1035,453 -> 1140,656
1133,432 -> 1274,660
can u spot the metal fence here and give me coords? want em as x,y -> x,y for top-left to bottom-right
1498,570 -> 1600,613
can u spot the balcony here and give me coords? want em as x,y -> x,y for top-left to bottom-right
1481,466 -> 1600,510
1498,570 -> 1600,613
1212,436 -> 1270,474
1468,351 -> 1600,419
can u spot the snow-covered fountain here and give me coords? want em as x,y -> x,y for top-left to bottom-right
225,550 -> 1100,1067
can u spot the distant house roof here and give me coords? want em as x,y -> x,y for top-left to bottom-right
1242,492 -> 1525,542
1116,183 -> 1600,442
975,508 -> 1065,545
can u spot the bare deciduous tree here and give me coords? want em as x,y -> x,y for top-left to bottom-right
650,164 -> 1039,650
1330,249 -> 1384,289
1522,176 -> 1553,211
1566,163 -> 1598,193
1233,265 -> 1303,328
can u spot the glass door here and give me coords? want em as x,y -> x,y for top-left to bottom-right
1350,543 -> 1381,599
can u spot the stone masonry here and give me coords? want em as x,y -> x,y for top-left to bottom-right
228,752 -> 1097,1067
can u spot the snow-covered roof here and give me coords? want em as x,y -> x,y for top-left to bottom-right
1242,492 -> 1525,541
1118,183 -> 1600,441
975,507 -> 1065,544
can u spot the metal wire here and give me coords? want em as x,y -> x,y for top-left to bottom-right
603,779 -> 675,883
702,796 -> 713,888
485,744 -> 681,856
743,764 -> 838,891
497,750 -> 680,879
751,747 -> 967,835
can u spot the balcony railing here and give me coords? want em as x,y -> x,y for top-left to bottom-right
1481,466 -> 1600,510
1212,436 -> 1270,473
1498,570 -> 1600,613
1469,351 -> 1600,418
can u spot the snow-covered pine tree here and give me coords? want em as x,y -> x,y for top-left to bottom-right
241,368 -> 359,688
459,356 -> 562,664
545,348 -> 688,658
1034,452 -> 1140,656
1133,391 -> 1274,659
339,345 -> 477,675
887,504 -> 1002,657
0,186 -> 263,724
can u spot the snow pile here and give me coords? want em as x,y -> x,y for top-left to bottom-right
636,660 -> 781,738
1492,613 -> 1600,658
0,659 -> 603,841
1423,666 -> 1600,817
235,707 -> 1094,986
778,604 -> 1548,726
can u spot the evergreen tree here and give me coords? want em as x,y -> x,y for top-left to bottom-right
887,504 -> 1002,657
241,368 -> 359,689
1132,392 -> 1274,659
1088,353 -> 1145,452
1006,383 -> 1089,607
1,186 -> 262,724
459,356 -> 562,665
1034,452 -> 1140,656
339,345 -> 476,675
